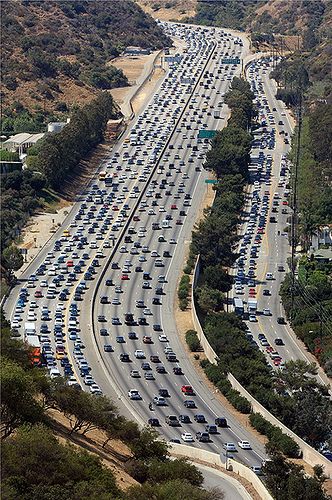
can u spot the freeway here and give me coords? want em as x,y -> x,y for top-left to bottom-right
230,57 -> 329,387
5,22 -> 266,473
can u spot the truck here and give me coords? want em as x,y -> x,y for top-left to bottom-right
233,298 -> 244,316
25,334 -> 41,366
247,298 -> 257,314
24,322 -> 36,336
213,110 -> 221,119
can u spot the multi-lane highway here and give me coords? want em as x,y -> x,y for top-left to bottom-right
6,22 -> 276,470
230,57 -> 329,388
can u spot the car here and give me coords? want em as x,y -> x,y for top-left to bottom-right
183,400 -> 195,408
119,353 -> 130,362
158,334 -> 168,342
181,385 -> 194,395
277,316 -> 286,324
103,344 -> 114,352
179,414 -> 190,423
263,308 -> 271,316
181,432 -> 194,442
141,362 -> 151,370
148,418 -> 160,427
144,372 -> 154,380
249,314 -> 257,322
263,289 -> 270,296
116,336 -> 125,343
173,366 -> 183,375
128,331 -> 138,340
150,355 -> 160,363
196,432 -> 210,442
251,466 -> 263,475
205,424 -> 218,434
158,388 -> 170,398
128,389 -> 141,400
169,438 -> 181,444
274,338 -> 284,346
238,440 -> 251,450
156,365 -> 166,374
134,349 -> 145,359
130,370 -> 141,378
223,442 -> 237,452
215,417 -> 227,427
194,414 -> 206,423
153,396 -> 167,406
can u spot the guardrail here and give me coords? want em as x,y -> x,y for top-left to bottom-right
190,255 -> 332,476
170,443 -> 274,500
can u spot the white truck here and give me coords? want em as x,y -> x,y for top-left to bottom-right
24,322 -> 36,336
247,299 -> 257,314
213,110 -> 221,119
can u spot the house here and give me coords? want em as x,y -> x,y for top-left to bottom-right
311,225 -> 332,250
2,133 -> 45,158
311,248 -> 332,264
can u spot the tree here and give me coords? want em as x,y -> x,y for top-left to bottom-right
128,427 -> 169,460
1,424 -> 120,498
0,358 -> 44,438
51,385 -> 117,435
263,449 -> 329,500
195,285 -> 223,313
2,245 -> 23,272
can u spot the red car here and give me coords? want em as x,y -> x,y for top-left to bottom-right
121,274 -> 129,280
143,336 -> 153,344
34,290 -> 43,298
181,385 -> 194,395
176,219 -> 182,225
171,204 -> 177,209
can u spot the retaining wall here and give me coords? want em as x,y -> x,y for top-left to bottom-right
170,443 -> 274,500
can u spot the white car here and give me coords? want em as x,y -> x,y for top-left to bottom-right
90,384 -> 102,395
130,370 -> 141,378
158,335 -> 168,342
134,349 -> 145,359
263,308 -> 271,316
238,440 -> 251,450
181,432 -> 194,442
128,389 -> 141,400
223,442 -> 237,452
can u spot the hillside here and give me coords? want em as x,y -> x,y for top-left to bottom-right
1,0 -> 171,133
136,0 -> 196,21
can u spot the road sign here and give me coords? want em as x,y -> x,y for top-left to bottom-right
221,58 -> 240,65
205,179 -> 218,184
198,130 -> 217,139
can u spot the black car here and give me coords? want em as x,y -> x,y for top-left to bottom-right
148,418 -> 160,427
274,338 -> 284,346
156,365 -> 166,374
215,417 -> 227,428
263,289 -> 270,296
158,388 -> 170,398
138,317 -> 147,325
173,367 -> 183,375
179,414 -> 191,423
183,400 -> 195,408
103,345 -> 113,352
277,317 -> 286,324
194,414 -> 206,423
105,279 -> 113,286
119,353 -> 130,362
128,331 -> 138,340
100,329 -> 109,336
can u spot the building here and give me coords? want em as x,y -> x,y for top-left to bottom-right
47,121 -> 67,133
311,225 -> 332,250
123,46 -> 150,56
311,248 -> 332,264
2,133 -> 45,158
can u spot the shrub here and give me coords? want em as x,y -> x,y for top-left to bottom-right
185,330 -> 201,352
179,298 -> 188,311
249,413 -> 300,458
226,389 -> 252,414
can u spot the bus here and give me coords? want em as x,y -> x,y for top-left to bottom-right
233,297 -> 244,317
99,171 -> 106,181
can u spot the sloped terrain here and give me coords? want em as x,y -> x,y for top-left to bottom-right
1,0 -> 171,115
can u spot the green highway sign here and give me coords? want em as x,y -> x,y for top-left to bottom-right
198,129 -> 217,139
221,58 -> 241,65
205,179 -> 218,184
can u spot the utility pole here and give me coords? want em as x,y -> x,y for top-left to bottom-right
290,91 -> 302,319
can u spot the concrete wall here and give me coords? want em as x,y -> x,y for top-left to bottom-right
170,443 -> 274,500
191,256 -> 218,365
228,374 -> 332,475
190,257 -> 332,476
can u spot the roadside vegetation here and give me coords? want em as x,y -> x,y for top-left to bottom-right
0,310 -> 222,499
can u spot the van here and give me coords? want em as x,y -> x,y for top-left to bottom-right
50,368 -> 61,379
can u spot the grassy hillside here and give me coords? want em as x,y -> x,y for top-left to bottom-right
1,0 -> 171,133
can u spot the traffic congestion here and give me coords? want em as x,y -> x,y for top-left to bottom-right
6,22 -> 268,467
